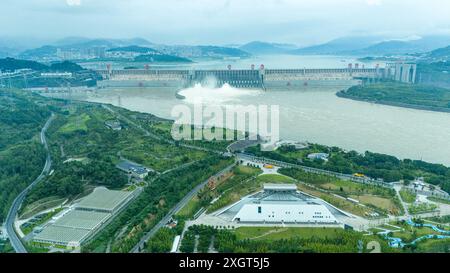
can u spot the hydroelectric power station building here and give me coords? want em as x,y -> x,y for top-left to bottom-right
216,184 -> 340,225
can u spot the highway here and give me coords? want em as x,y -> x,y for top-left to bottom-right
4,113 -> 55,253
130,162 -> 236,253
101,103 -> 237,253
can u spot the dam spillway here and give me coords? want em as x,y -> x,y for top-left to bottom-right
96,64 -> 414,90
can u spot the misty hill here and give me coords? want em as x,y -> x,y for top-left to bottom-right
52,36 -> 93,46
107,46 -> 159,54
19,45 -> 58,60
53,37 -> 153,49
49,61 -> 85,72
426,45 -> 450,61
156,45 -> 251,58
239,41 -> 298,55
291,35 -> 450,56
19,39 -> 248,60
107,45 -> 192,62
349,36 -> 450,56
0,43 -> 22,58
0,58 -> 100,88
19,37 -> 155,59
0,48 -> 12,58
134,54 -> 192,63
351,40 -> 421,55
291,36 -> 383,55
0,58 -> 87,72
68,38 -> 152,49
196,46 -> 251,58
0,58 -> 49,72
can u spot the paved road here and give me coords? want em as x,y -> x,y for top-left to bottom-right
5,114 -> 55,253
130,162 -> 236,253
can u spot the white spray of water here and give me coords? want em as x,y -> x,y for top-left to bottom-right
178,83 -> 261,105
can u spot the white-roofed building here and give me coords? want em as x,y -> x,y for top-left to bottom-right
76,187 -> 135,213
217,183 -> 340,225
263,184 -> 297,192
233,203 -> 337,224
32,187 -> 138,249
33,226 -> 90,248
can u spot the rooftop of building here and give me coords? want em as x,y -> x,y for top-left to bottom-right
33,225 -> 91,245
215,183 -> 350,222
116,160 -> 151,174
76,187 -> 133,212
263,183 -> 298,192
52,210 -> 110,230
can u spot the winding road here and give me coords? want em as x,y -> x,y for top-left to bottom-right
5,113 -> 55,253
130,162 -> 236,253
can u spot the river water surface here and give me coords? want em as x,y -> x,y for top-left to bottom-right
52,55 -> 450,165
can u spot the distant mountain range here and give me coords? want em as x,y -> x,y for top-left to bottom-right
291,35 -> 450,56
53,37 -> 154,48
17,37 -> 250,60
239,41 -> 298,55
4,35 -> 450,62
239,36 -> 450,56
19,45 -> 58,60
154,44 -> 251,58
290,36 -> 384,55
18,38 -> 155,60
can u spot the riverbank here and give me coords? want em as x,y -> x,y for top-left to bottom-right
337,91 -> 450,113
337,82 -> 450,114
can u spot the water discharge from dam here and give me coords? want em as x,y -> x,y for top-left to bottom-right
178,83 -> 261,105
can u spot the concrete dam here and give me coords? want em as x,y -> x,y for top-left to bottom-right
96,63 -> 416,90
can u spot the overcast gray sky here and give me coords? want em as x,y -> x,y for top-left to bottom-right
1,0 -> 450,46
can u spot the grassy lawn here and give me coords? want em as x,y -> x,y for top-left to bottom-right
296,183 -> 375,218
408,203 -> 438,215
417,238 -> 450,253
58,113 -> 91,133
20,196 -> 66,219
177,195 -> 201,218
426,215 -> 450,224
349,194 -> 402,215
233,226 -> 344,241
390,221 -> 442,243
280,168 -> 403,216
400,189 -> 417,203
280,168 -> 397,199
207,166 -> 386,218
255,174 -> 295,184
121,141 -> 207,172
236,165 -> 262,175
206,166 -> 262,213
427,196 -> 450,205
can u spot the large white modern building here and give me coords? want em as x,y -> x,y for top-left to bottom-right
217,184 -> 340,225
